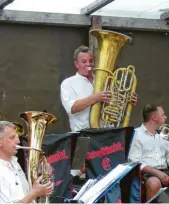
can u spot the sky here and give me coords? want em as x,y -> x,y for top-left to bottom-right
5,0 -> 169,19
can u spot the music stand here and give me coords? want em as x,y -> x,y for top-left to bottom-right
71,137 -> 90,171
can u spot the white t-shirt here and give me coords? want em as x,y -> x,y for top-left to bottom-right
61,73 -> 93,132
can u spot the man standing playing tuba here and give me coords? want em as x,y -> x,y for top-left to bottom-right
60,45 -> 138,132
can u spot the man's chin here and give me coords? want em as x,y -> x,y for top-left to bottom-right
82,73 -> 92,78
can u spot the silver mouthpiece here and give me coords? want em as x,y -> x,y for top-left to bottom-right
16,145 -> 42,152
16,145 -> 27,149
86,67 -> 92,71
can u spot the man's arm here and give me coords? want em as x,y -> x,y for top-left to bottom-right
71,95 -> 96,114
71,91 -> 111,114
61,81 -> 111,114
16,179 -> 53,204
72,91 -> 137,114
0,177 -> 53,204
142,165 -> 162,175
61,79 -> 137,115
128,131 -> 142,163
15,192 -> 36,204
142,165 -> 169,186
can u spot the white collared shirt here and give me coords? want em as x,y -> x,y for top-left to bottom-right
0,156 -> 31,203
61,73 -> 93,132
128,124 -> 169,170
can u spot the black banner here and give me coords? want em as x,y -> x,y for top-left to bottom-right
80,127 -> 134,179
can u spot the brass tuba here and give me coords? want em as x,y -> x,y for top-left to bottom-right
20,111 -> 57,203
89,29 -> 136,128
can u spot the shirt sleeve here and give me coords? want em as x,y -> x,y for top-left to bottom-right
60,80 -> 78,114
128,131 -> 146,170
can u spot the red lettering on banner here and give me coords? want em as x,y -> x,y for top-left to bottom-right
102,157 -> 111,171
86,142 -> 124,160
47,150 -> 69,164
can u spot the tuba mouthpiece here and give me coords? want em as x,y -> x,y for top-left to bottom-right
86,67 -> 92,71
16,145 -> 42,152
16,145 -> 22,149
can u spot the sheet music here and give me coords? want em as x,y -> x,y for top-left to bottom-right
73,179 -> 97,200
74,164 -> 131,204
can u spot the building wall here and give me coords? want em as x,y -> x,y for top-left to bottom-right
0,22 -> 169,133
0,23 -> 89,133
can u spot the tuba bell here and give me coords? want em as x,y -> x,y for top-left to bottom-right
89,29 -> 136,128
20,111 -> 57,204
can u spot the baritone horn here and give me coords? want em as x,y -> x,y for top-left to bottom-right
20,111 -> 57,204
89,29 -> 136,128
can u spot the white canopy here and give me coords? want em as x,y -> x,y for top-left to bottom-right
4,0 -> 169,19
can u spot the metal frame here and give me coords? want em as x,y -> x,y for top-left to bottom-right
0,10 -> 169,32
81,0 -> 115,15
160,10 -> 169,20
0,10 -> 90,27
0,0 -> 14,9
102,16 -> 169,32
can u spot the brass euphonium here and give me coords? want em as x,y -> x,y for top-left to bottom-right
89,29 -> 136,128
20,111 -> 57,204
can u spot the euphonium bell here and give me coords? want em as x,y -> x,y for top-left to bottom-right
20,111 -> 57,204
89,29 -> 132,128
159,124 -> 169,140
13,122 -> 25,137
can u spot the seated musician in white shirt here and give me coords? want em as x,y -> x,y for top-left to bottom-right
0,121 -> 53,204
128,104 -> 169,201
